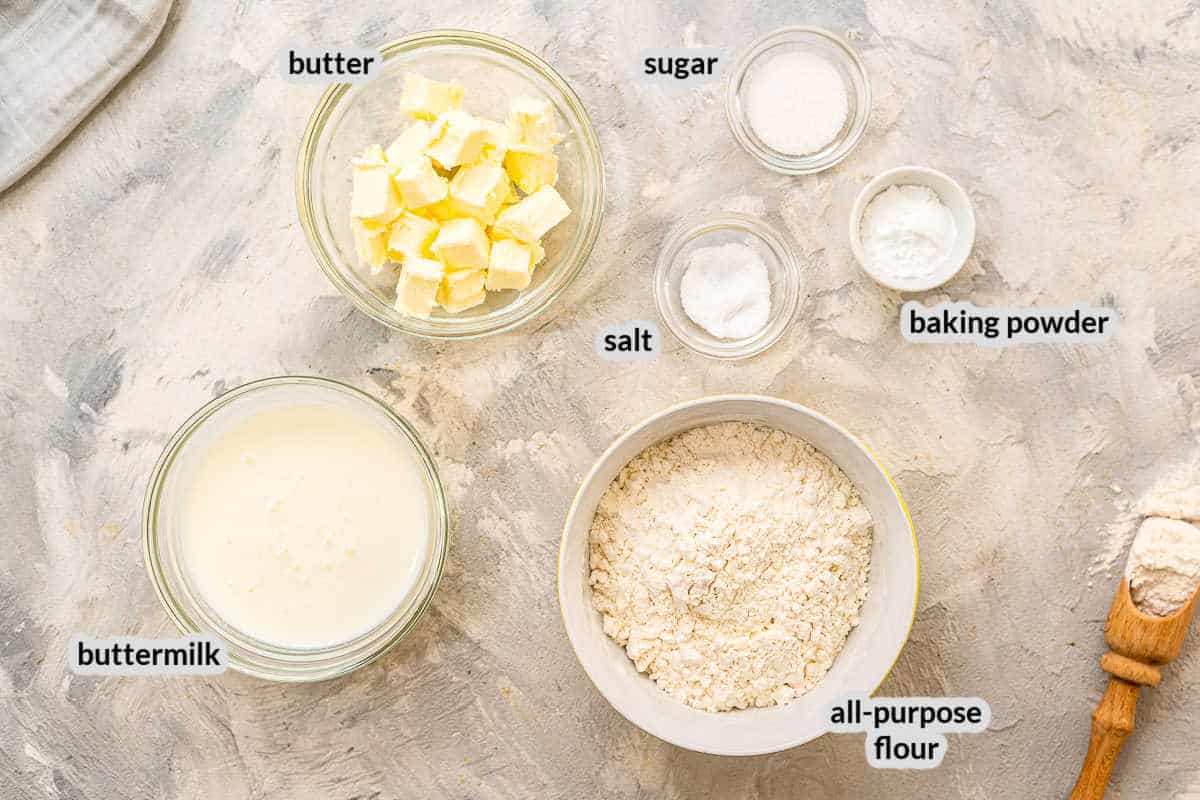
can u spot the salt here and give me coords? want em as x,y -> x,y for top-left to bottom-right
679,242 -> 771,340
745,51 -> 848,155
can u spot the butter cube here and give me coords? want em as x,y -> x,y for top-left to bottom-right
425,110 -> 487,169
436,269 -> 487,313
503,149 -> 558,194
393,156 -> 448,209
448,162 -> 509,225
386,213 -> 439,262
433,217 -> 490,270
351,165 -> 402,224
352,219 -> 389,270
385,121 -> 439,164
411,197 -> 458,221
492,186 -> 570,242
399,73 -> 463,120
484,239 -> 535,291
394,257 -> 445,317
477,119 -> 511,163
506,95 -> 561,152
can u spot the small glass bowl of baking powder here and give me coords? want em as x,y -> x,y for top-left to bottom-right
725,27 -> 871,175
654,214 -> 801,359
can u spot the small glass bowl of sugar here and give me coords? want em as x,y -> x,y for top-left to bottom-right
654,214 -> 801,360
725,27 -> 872,175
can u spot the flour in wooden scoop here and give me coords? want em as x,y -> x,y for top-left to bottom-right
1127,517 -> 1200,617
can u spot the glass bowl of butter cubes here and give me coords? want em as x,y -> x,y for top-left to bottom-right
297,30 -> 605,339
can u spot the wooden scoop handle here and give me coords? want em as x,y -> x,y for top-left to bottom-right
1070,678 -> 1140,800
1071,579 -> 1197,799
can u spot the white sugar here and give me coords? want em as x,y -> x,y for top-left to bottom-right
745,51 -> 848,155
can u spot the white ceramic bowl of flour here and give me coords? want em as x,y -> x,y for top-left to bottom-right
850,166 -> 976,292
557,395 -> 919,755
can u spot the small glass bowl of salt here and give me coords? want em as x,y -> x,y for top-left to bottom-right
654,214 -> 801,360
725,26 -> 871,175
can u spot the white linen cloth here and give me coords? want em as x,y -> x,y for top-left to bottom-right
0,0 -> 172,192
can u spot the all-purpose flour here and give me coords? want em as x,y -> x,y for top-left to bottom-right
1126,517 -> 1200,616
588,422 -> 873,712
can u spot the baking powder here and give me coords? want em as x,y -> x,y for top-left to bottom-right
861,184 -> 957,281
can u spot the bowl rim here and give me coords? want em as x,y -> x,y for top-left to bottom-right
848,165 -> 977,292
724,25 -> 872,175
556,394 -> 920,754
295,29 -> 606,339
141,375 -> 450,682
653,212 -> 801,360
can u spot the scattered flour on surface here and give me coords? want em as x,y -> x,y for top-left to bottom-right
588,422 -> 873,712
437,460 -> 476,508
41,365 -> 68,400
721,194 -> 767,218
1092,456 -> 1200,576
497,431 -> 583,481
1134,459 -> 1200,521
641,178 -> 672,200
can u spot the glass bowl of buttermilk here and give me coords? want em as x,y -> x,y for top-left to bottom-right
297,30 -> 605,339
725,26 -> 871,175
143,376 -> 449,681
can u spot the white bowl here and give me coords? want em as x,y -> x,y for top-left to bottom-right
849,165 -> 976,292
557,395 -> 919,755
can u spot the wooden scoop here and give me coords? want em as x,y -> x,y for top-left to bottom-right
1070,578 -> 1199,799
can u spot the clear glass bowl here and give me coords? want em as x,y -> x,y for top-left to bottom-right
142,376 -> 449,682
654,213 -> 801,360
725,26 -> 871,175
296,30 -> 605,339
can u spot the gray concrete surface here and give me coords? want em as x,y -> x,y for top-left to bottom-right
3,1 -> 1200,798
